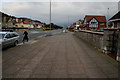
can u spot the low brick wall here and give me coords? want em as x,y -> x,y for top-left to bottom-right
75,30 -> 104,50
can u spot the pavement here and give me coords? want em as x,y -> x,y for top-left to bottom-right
2,32 -> 118,78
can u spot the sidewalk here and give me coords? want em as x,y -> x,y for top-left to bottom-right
2,32 -> 118,78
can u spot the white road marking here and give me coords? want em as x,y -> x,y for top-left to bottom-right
30,31 -> 39,33
37,34 -> 47,38
52,32 -> 61,35
29,40 -> 38,45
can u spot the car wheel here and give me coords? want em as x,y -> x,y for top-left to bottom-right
14,41 -> 18,46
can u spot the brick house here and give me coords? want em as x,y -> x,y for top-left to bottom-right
109,11 -> 120,29
83,15 -> 107,31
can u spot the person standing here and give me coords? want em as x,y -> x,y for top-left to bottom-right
23,29 -> 29,43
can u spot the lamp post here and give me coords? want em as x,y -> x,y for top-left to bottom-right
49,0 -> 52,35
68,16 -> 69,26
107,8 -> 109,28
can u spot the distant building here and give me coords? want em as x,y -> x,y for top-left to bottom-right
75,19 -> 84,30
33,20 -> 42,28
83,15 -> 106,31
37,23 -> 43,28
73,23 -> 76,30
109,11 -> 120,29
78,20 -> 84,30
7,17 -> 16,28
15,18 -> 24,28
15,18 -> 34,28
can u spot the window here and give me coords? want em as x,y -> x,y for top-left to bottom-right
0,34 -> 5,39
100,23 -> 104,25
117,22 -> 120,29
91,22 -> 97,24
11,33 -> 18,37
5,34 -> 11,39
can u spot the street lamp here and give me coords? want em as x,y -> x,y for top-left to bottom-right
107,8 -> 110,28
49,0 -> 52,35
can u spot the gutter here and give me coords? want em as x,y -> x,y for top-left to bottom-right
109,19 -> 120,22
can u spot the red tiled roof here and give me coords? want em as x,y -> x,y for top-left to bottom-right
24,21 -> 30,24
38,23 -> 41,25
81,20 -> 84,24
80,24 -> 86,27
38,23 -> 43,25
78,19 -> 84,24
85,15 -> 106,22
73,23 -> 76,25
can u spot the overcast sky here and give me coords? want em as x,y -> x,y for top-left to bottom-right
0,0 -> 120,27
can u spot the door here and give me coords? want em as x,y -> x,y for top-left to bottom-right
3,34 -> 13,47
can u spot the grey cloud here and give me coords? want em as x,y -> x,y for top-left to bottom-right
1,2 -> 118,27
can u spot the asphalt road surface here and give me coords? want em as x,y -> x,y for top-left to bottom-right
16,29 -> 62,44
2,32 -> 118,78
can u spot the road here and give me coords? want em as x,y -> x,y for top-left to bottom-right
2,32 -> 118,78
16,29 -> 62,44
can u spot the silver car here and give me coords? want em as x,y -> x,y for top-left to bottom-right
0,32 -> 20,48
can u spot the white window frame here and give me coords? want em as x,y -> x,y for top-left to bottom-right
89,18 -> 98,28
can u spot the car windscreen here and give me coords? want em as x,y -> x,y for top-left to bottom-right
0,34 -> 5,39
11,33 -> 18,37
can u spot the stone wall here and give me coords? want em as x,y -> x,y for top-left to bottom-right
117,30 -> 120,61
75,30 -> 104,50
75,29 -> 120,61
103,29 -> 119,54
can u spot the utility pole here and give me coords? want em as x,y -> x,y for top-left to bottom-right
68,16 -> 69,27
49,0 -> 52,35
107,8 -> 109,28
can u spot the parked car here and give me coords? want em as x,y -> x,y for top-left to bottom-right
0,32 -> 20,48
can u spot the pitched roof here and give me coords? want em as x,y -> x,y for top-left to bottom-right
38,23 -> 43,25
24,21 -> 30,24
84,15 -> 106,23
79,20 -> 84,23
109,11 -> 120,20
